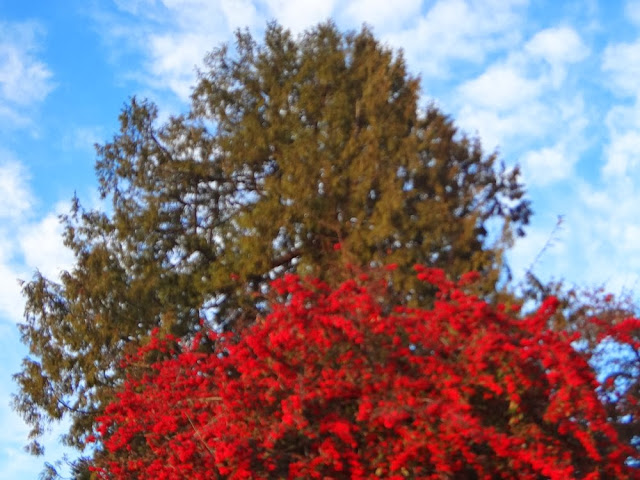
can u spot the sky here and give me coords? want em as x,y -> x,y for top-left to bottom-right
1,0 -> 640,477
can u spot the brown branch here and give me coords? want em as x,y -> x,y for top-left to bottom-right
185,412 -> 216,458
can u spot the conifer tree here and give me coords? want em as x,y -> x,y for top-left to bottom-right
14,22 -> 530,454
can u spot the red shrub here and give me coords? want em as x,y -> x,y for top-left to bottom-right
91,267 -> 638,479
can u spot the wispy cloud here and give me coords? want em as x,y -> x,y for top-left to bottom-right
525,26 -> 589,86
262,0 -> 337,32
625,0 -> 640,26
521,145 -> 573,187
454,26 -> 589,186
0,21 -> 54,125
95,0 -> 530,103
18,203 -> 74,281
0,153 -> 33,220
0,152 -> 32,321
60,126 -> 105,153
0,151 -> 77,476
460,64 -> 542,111
602,39 -> 640,97
341,0 -> 421,30
568,178 -> 640,289
93,0 -> 264,102
0,151 -> 72,320
0,359 -> 72,477
600,15 -> 640,183
384,0 -> 528,78
565,14 -> 640,292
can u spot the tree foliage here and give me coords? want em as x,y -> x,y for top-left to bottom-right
90,267 -> 638,479
14,22 -> 531,453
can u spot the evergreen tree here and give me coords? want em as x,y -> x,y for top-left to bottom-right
14,22 -> 530,454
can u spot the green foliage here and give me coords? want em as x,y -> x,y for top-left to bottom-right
14,22 -> 530,453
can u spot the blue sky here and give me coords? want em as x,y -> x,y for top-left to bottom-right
1,0 -> 640,477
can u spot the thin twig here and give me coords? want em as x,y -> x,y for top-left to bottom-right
526,215 -> 564,276
185,412 -> 216,457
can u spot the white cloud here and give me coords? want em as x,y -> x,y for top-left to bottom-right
601,21 -> 640,232
456,101 -> 552,152
0,156 -> 72,320
621,223 -> 640,255
61,126 -> 104,153
509,176 -> 640,295
220,0 -> 260,30
568,179 -> 640,288
453,25 -> 589,185
341,0 -> 421,31
0,155 -> 33,220
459,93 -> 587,185
0,104 -> 29,127
602,100 -> 640,177
384,0 -> 527,77
0,325 -> 76,477
458,64 -> 541,111
525,26 -> 589,87
607,101 -> 640,132
602,39 -> 640,97
157,0 -> 250,31
112,0 -> 158,16
19,205 -> 74,281
521,96 -> 587,185
456,81 -> 588,158
0,359 -> 74,477
146,31 -> 217,100
0,153 -> 32,321
0,261 -> 26,321
626,0 -> 640,26
521,145 -> 571,186
603,129 -> 640,176
94,1 -> 231,101
98,0 -> 531,101
101,0 -> 290,102
263,0 -> 338,32
457,26 -> 588,111
105,0 -> 339,102
0,21 -> 54,122
525,27 -> 588,65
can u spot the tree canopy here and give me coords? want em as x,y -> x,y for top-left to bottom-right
89,267 -> 638,479
14,22 -> 531,458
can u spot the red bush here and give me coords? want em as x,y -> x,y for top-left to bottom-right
91,267 -> 638,479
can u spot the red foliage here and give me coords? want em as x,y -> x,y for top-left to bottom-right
91,267 -> 639,479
